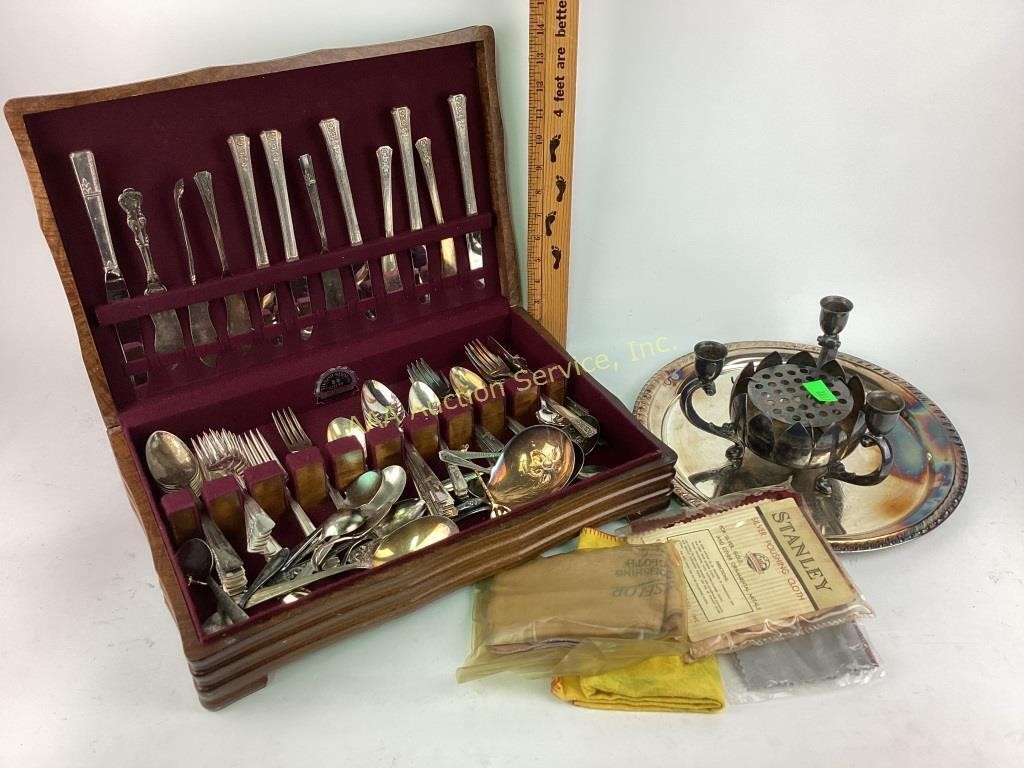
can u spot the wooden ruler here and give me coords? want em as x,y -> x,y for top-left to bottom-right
526,0 -> 579,345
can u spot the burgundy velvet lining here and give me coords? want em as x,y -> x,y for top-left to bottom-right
119,304 -> 667,642
24,41 -> 500,408
26,38 -> 668,643
93,214 -> 493,324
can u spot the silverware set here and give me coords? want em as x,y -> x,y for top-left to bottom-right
147,337 -> 608,628
69,94 -> 484,374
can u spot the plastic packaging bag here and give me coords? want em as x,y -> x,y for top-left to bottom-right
724,621 -> 884,703
457,542 -> 690,682
619,486 -> 873,660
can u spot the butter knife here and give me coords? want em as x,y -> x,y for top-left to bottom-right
68,150 -> 148,386
375,146 -> 404,293
415,137 -> 457,277
299,153 -> 345,311
227,133 -> 282,345
448,94 -> 484,271
116,188 -> 186,358
391,106 -> 430,287
260,129 -> 313,340
173,180 -> 218,367
319,118 -> 373,301
193,170 -> 253,353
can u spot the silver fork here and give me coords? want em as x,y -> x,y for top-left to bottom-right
464,338 -> 514,381
194,430 -> 282,557
407,358 -> 454,398
238,430 -> 318,536
487,337 -> 529,373
271,408 -> 346,512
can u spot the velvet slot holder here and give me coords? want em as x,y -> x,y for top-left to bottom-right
5,27 -> 677,710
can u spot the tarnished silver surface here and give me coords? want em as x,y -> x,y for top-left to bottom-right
319,118 -> 372,301
414,136 -> 457,276
69,150 -> 148,385
260,130 -> 313,340
392,107 -> 430,287
116,188 -> 185,358
299,153 -> 344,311
227,134 -> 281,342
375,146 -> 403,293
173,179 -> 218,366
633,341 -> 969,551
448,94 -> 484,271
193,170 -> 253,350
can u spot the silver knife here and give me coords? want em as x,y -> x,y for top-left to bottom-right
415,137 -> 457,277
391,106 -> 430,288
375,146 -> 404,293
298,153 -> 345,311
227,133 -> 282,345
448,94 -> 484,271
319,118 -> 373,301
116,188 -> 186,358
260,129 -> 313,341
68,150 -> 148,386
173,180 -> 218,367
193,170 -> 253,354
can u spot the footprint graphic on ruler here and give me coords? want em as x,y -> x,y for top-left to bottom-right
549,134 -> 561,163
551,245 -> 562,270
527,0 -> 579,344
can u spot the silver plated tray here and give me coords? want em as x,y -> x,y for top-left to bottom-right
634,341 -> 968,551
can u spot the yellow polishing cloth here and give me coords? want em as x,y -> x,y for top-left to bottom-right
550,528 -> 725,713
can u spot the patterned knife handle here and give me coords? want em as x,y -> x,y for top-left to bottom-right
448,94 -> 478,216
259,129 -> 299,262
319,118 -> 363,245
69,150 -> 121,277
391,106 -> 423,230
227,134 -> 270,269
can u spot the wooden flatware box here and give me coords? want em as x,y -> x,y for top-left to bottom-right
5,27 -> 676,709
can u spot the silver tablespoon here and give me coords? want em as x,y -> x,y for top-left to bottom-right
409,381 -> 470,500
146,430 -> 201,495
326,416 -> 367,455
282,471 -> 382,572
361,379 -> 407,428
312,465 -> 407,569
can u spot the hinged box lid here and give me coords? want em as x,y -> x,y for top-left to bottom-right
6,27 -> 520,429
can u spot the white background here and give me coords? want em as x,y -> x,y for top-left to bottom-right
2,1 -> 1022,765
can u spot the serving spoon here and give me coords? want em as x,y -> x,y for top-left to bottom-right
438,425 -> 575,507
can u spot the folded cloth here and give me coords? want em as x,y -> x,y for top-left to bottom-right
482,541 -> 687,654
550,528 -> 725,713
